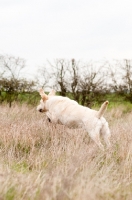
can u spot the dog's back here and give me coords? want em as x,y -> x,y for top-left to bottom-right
46,96 -> 96,128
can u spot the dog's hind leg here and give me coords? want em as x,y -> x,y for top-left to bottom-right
89,130 -> 104,151
101,121 -> 111,148
85,123 -> 104,150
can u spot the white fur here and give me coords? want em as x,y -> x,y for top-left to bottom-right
37,89 -> 111,150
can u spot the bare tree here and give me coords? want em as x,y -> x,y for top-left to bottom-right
36,65 -> 51,89
122,59 -> 132,92
54,59 -> 68,96
38,59 -> 108,106
0,55 -> 26,80
38,59 -> 69,95
68,59 -> 80,101
108,59 -> 132,103
78,63 -> 107,106
109,59 -> 132,93
0,55 -> 35,106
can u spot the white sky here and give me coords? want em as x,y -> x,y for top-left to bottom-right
0,0 -> 132,77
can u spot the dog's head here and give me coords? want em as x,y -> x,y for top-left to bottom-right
37,89 -> 56,113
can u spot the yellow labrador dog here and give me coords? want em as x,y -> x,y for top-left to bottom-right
37,89 -> 111,150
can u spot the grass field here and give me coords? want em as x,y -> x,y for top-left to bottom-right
0,103 -> 132,200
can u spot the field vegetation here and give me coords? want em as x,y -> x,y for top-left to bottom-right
0,102 -> 132,200
0,55 -> 132,199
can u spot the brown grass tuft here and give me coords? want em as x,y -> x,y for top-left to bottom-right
0,103 -> 132,200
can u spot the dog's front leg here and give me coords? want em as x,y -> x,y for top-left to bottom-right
46,112 -> 58,124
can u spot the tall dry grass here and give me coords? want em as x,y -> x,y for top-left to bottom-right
0,103 -> 132,200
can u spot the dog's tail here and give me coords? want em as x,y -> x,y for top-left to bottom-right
96,101 -> 109,118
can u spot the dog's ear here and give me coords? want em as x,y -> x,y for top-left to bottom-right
48,89 -> 56,96
39,88 -> 48,101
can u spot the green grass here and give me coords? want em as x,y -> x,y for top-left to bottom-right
5,187 -> 16,200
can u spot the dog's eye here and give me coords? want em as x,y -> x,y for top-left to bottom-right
39,109 -> 43,112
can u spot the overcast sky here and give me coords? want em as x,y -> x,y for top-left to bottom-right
0,0 -> 132,76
